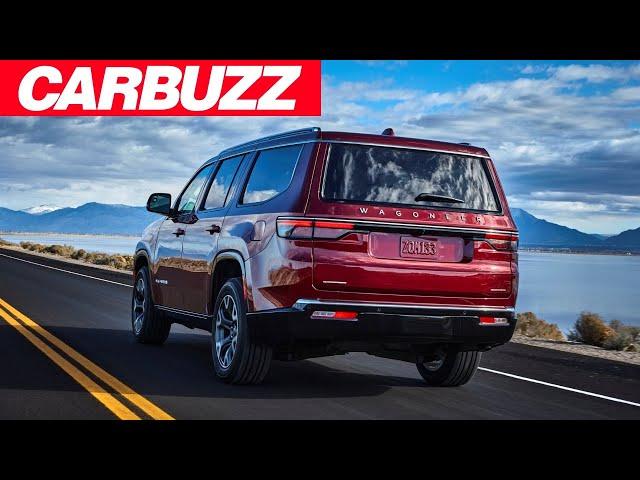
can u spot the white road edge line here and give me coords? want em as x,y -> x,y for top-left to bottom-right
479,367 -> 640,408
0,253 -> 132,288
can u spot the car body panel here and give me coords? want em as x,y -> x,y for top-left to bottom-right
135,128 -> 518,353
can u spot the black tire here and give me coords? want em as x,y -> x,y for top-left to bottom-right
131,266 -> 170,344
416,347 -> 481,387
212,277 -> 272,385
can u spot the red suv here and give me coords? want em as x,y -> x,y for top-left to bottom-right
134,128 -> 518,386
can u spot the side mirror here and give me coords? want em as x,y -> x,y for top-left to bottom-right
146,193 -> 172,216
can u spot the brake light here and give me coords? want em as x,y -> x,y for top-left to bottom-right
276,219 -> 313,239
276,218 -> 356,240
314,221 -> 355,229
314,220 -> 355,240
484,234 -> 518,252
311,310 -> 358,321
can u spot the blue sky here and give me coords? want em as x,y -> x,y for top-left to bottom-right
1,60 -> 639,234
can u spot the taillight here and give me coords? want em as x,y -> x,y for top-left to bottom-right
276,219 -> 313,239
314,220 -> 355,240
277,218 -> 356,240
484,234 -> 518,252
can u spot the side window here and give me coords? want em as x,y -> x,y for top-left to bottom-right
202,155 -> 243,210
240,145 -> 302,204
176,164 -> 215,214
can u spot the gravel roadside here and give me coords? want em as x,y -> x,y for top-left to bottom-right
511,333 -> 640,366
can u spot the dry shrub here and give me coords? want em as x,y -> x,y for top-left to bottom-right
0,237 -> 15,246
85,252 -> 109,264
71,249 -> 87,260
603,331 -> 634,351
44,244 -> 75,257
515,312 -> 565,340
81,252 -> 132,270
20,241 -> 47,253
568,312 -> 615,347
609,319 -> 640,340
605,319 -> 640,351
17,240 -> 132,271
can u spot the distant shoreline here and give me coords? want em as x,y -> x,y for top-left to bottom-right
0,231 -> 140,239
520,248 -> 639,256
1,232 -> 638,256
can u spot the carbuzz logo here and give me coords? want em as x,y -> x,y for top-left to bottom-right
0,60 -> 321,116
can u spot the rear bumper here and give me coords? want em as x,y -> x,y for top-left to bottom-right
247,299 -> 516,350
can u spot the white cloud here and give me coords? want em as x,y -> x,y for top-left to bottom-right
520,64 -> 550,74
552,63 -> 640,83
1,61 -> 639,233
353,60 -> 408,70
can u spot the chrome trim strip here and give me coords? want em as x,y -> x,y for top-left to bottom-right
278,216 -> 518,237
319,140 -> 491,159
293,298 -> 515,314
156,305 -> 212,319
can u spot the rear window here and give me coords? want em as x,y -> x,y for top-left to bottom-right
322,144 -> 500,213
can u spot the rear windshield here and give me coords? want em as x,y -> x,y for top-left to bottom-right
322,144 -> 500,213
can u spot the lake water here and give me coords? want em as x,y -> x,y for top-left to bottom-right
1,233 -> 638,331
517,252 -> 639,331
0,232 -> 139,255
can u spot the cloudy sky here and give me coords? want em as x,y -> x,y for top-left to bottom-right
1,60 -> 639,234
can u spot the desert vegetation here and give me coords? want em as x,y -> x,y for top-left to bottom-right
568,311 -> 639,351
510,310 -> 639,352
515,312 -> 564,340
0,237 -> 14,246
3,239 -> 135,271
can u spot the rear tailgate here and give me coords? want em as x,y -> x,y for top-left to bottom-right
305,142 -> 517,300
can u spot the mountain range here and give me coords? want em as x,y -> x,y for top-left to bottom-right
511,208 -> 640,249
0,203 -> 157,236
0,203 -> 638,249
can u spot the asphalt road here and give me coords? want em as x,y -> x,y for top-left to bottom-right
1,247 -> 639,420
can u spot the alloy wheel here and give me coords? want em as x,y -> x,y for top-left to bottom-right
132,276 -> 146,334
215,294 -> 239,369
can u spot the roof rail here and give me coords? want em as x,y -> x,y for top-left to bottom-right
218,127 -> 321,156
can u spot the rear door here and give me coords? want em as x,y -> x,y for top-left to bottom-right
181,154 -> 244,314
306,142 -> 517,300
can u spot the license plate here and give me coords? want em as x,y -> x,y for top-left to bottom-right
369,233 -> 464,262
400,237 -> 439,259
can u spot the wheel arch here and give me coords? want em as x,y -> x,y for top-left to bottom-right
134,248 -> 156,302
134,249 -> 151,272
211,250 -> 250,313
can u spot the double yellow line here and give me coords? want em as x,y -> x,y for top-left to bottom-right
0,297 -> 173,420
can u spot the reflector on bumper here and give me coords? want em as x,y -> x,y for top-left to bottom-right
310,310 -> 358,321
479,316 -> 509,326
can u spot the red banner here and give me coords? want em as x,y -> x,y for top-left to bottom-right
0,60 -> 321,116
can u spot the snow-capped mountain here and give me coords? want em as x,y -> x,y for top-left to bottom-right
20,204 -> 62,215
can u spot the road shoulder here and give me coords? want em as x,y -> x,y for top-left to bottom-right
0,246 -> 132,285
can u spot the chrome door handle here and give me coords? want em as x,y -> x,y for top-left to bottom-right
205,224 -> 221,235
172,228 -> 186,237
